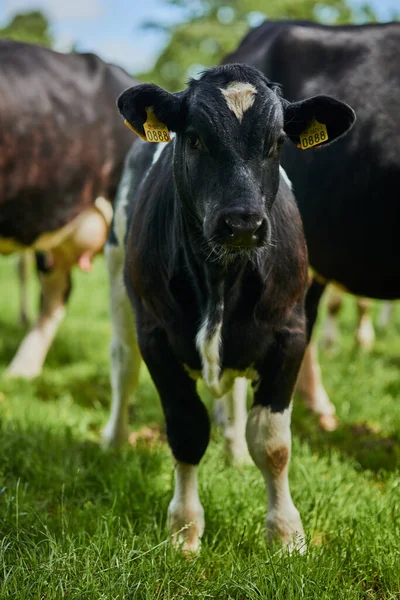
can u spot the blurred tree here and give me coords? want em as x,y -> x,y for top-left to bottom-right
137,0 -> 380,90
0,11 -> 53,47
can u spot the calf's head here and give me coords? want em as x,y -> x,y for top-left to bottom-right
118,64 -> 355,257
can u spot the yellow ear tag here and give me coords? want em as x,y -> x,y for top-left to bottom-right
124,119 -> 147,141
298,119 -> 329,150
143,107 -> 171,143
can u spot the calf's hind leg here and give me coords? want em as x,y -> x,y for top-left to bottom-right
139,329 -> 210,553
246,319 -> 306,552
219,377 -> 251,465
102,242 -> 142,447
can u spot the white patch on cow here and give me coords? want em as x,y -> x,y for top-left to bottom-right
279,165 -> 293,190
296,341 -> 337,431
113,166 -> 133,248
168,462 -> 205,554
220,81 -> 257,122
195,309 -> 259,398
246,403 -> 305,552
151,142 -> 165,166
196,315 -> 223,396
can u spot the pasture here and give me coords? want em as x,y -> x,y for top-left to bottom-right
0,256 -> 399,599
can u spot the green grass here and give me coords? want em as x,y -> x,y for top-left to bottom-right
0,255 -> 399,599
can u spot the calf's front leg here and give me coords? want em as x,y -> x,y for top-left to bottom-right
246,322 -> 306,552
139,328 -> 210,553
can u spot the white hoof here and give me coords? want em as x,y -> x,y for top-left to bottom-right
266,507 -> 306,554
167,501 -> 205,555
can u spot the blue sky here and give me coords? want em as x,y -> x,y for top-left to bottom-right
0,0 -> 398,75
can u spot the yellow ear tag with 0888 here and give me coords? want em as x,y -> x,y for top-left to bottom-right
298,119 -> 328,150
143,107 -> 171,143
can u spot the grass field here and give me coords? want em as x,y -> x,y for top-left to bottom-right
0,255 -> 399,599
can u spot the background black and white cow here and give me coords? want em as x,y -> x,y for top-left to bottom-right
0,40 -> 135,378
224,21 -> 400,428
105,63 -> 354,551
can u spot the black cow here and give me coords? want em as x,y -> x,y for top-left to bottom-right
0,40 -> 135,378
104,63 -> 354,551
224,21 -> 400,428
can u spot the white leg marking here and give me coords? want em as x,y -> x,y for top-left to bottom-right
296,341 -> 337,431
378,301 -> 393,329
102,242 -> 141,448
356,298 -> 375,351
321,312 -> 339,350
246,404 -> 305,552
7,265 -> 69,379
219,82 -> 257,122
220,377 -> 251,465
196,314 -> 223,397
168,462 -> 204,554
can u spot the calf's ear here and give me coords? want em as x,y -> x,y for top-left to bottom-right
117,84 -> 183,140
283,95 -> 356,148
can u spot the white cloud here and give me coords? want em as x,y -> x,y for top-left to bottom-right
4,0 -> 103,20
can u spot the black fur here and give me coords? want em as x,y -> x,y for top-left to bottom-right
224,21 -> 400,339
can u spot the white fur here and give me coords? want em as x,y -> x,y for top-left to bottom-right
220,82 -> 257,122
279,166 -> 293,190
378,301 -> 393,329
151,142 -> 165,166
196,314 -> 223,396
246,404 -> 305,552
168,462 -> 204,553
220,377 -> 251,465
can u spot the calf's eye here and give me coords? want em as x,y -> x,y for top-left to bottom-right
277,134 -> 285,148
188,134 -> 201,150
267,135 -> 286,158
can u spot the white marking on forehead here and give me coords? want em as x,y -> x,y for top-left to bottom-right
219,81 -> 257,122
279,166 -> 293,191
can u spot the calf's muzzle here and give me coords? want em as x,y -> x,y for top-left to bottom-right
214,210 -> 267,248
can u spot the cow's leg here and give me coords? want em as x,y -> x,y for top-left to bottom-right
7,252 -> 71,378
140,329 -> 210,553
220,377 -> 251,465
321,285 -> 343,349
378,301 -> 393,329
103,242 -> 141,447
355,297 -> 375,351
296,341 -> 337,430
246,317 -> 306,552
296,279 -> 337,430
18,251 -> 33,326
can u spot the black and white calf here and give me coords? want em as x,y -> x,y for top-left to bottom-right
104,64 -> 355,552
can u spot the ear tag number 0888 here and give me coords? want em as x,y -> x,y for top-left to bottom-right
299,119 -> 328,150
143,108 -> 171,143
